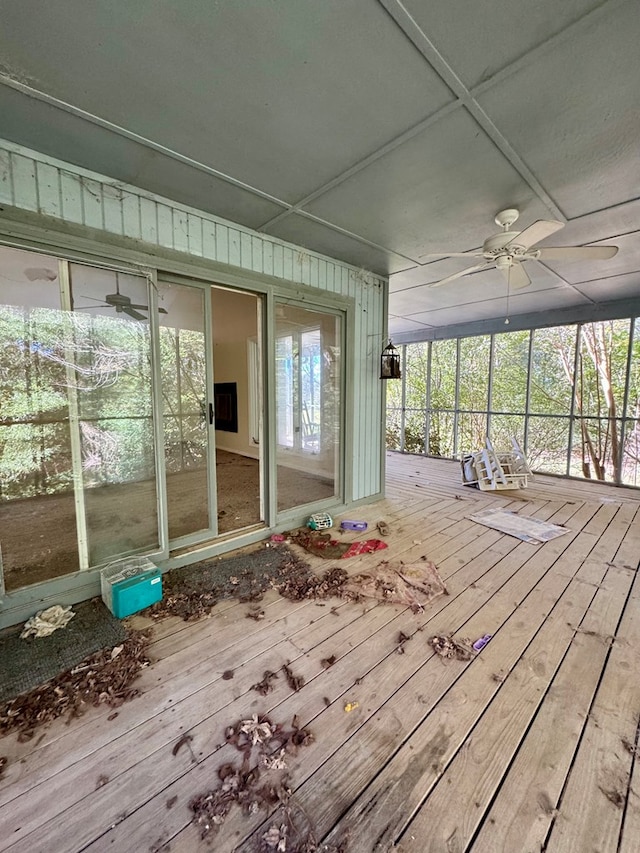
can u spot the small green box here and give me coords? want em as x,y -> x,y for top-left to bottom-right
110,569 -> 162,618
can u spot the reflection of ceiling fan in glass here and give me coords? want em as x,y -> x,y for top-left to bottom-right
75,274 -> 168,320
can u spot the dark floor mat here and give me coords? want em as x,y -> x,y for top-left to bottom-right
147,544 -> 312,621
175,545 -> 305,593
0,598 -> 126,703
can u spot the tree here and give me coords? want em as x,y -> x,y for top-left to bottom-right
554,320 -> 629,480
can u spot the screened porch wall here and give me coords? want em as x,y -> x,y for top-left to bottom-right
0,138 -> 386,504
387,321 -> 640,488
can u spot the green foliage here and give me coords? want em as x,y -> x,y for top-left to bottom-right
430,339 -> 457,409
387,320 -> 640,485
492,330 -> 529,411
458,336 -> 490,412
0,303 -> 156,500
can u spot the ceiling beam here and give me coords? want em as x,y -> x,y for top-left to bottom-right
393,297 -> 640,343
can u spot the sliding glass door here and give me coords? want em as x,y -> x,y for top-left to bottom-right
275,303 -> 342,512
70,264 -> 161,566
0,246 -> 163,591
158,278 -> 265,545
1,242 -> 346,600
0,248 -> 78,590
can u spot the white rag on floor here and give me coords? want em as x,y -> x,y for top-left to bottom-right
20,605 -> 76,639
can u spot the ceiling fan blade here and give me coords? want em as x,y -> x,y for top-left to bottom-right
426,262 -> 489,288
506,219 -> 564,250
499,262 -> 530,290
128,302 -> 168,314
122,306 -> 147,321
536,245 -> 618,261
74,303 -> 110,310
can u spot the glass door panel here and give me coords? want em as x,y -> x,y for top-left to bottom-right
0,247 -> 78,590
69,263 -> 161,565
0,248 -> 164,591
211,287 -> 263,534
275,304 -> 342,512
157,279 -> 214,543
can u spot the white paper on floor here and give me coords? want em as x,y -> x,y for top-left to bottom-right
468,508 -> 569,544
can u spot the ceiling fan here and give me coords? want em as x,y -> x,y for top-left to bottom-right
422,208 -> 619,290
75,274 -> 168,320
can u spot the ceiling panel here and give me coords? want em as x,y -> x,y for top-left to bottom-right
388,256 -> 527,293
401,0 -> 604,88
303,108 -> 549,259
0,0 -> 454,202
476,3 -> 640,218
390,259 -> 563,311
388,315 -> 434,337
391,247 -> 571,293
389,263 -> 459,292
559,199 -> 640,245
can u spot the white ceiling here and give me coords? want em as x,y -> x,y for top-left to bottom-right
0,0 -> 638,339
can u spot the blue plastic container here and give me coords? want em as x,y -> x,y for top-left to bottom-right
110,570 -> 162,618
101,556 -> 162,618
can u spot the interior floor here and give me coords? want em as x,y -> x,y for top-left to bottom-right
0,449 -> 336,591
2,452 -> 639,851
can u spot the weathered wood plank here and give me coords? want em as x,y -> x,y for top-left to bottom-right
74,525 -> 543,851
542,569 -> 640,853
305,540 -> 627,853
395,562 -> 633,853
473,564 -> 640,853
175,503 -> 608,851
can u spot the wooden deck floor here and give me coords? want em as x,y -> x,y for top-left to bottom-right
2,452 -> 640,853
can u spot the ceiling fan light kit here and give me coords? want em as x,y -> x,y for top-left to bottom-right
423,208 -> 619,290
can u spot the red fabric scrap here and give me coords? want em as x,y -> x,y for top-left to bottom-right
341,539 -> 388,559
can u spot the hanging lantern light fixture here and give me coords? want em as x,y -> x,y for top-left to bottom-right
380,339 -> 401,379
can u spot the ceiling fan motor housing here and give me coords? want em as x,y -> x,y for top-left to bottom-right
494,255 -> 513,271
483,231 -> 528,258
